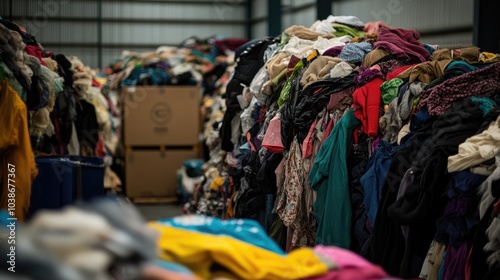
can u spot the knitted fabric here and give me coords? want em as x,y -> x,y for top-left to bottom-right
339,42 -> 372,64
419,63 -> 500,115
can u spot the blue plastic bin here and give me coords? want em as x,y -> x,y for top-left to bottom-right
30,157 -> 75,213
69,156 -> 105,201
29,156 -> 105,216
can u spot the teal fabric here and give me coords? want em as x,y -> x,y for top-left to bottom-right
445,61 -> 478,72
153,260 -> 194,275
438,251 -> 446,280
0,62 -> 27,101
424,44 -> 435,55
471,96 -> 497,116
308,110 -> 360,248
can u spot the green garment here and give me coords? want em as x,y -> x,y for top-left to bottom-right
277,59 -> 304,108
332,23 -> 366,38
0,62 -> 26,101
308,110 -> 360,248
272,68 -> 287,86
381,78 -> 403,105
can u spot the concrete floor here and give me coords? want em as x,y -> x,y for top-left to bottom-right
136,203 -> 183,221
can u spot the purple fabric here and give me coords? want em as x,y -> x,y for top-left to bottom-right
373,27 -> 430,63
443,243 -> 468,280
371,136 -> 381,154
377,59 -> 406,78
443,195 -> 474,217
323,45 -> 344,57
435,193 -> 480,247
354,66 -> 384,87
418,62 -> 500,115
155,61 -> 170,70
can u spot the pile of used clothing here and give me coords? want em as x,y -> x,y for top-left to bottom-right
0,19 -> 122,221
186,15 -> 500,279
0,198 -> 397,280
104,36 -> 246,95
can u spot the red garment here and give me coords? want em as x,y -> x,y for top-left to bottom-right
464,244 -> 473,280
302,118 -> 318,159
352,77 -> 384,136
25,45 -> 47,66
214,38 -> 249,52
91,79 -> 101,88
96,135 -> 105,158
321,119 -> 335,142
374,26 -> 430,63
286,55 -> 301,78
386,65 -> 414,81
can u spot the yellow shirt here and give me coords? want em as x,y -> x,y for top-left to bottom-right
149,222 -> 328,280
0,80 -> 38,221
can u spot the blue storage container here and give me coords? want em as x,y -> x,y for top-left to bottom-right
69,156 -> 105,201
30,157 -> 75,213
29,156 -> 105,216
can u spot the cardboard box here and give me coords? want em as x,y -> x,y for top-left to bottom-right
123,86 -> 200,146
126,149 -> 198,198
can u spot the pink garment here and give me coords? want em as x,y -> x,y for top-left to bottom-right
309,245 -> 392,280
363,21 -> 390,35
307,266 -> 391,280
373,26 -> 430,63
314,245 -> 375,269
302,119 -> 318,159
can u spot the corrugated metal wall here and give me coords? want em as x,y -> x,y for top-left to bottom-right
332,0 -> 474,47
252,0 -> 317,38
3,0 -> 246,67
250,0 -> 474,48
284,1 -> 315,28
251,0 -> 267,38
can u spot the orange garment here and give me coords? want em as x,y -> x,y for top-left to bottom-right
224,179 -> 236,219
0,80 -> 37,221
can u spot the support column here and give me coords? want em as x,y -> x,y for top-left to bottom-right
245,0 -> 252,39
97,0 -> 103,68
473,0 -> 500,53
267,0 -> 282,37
316,0 -> 332,21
